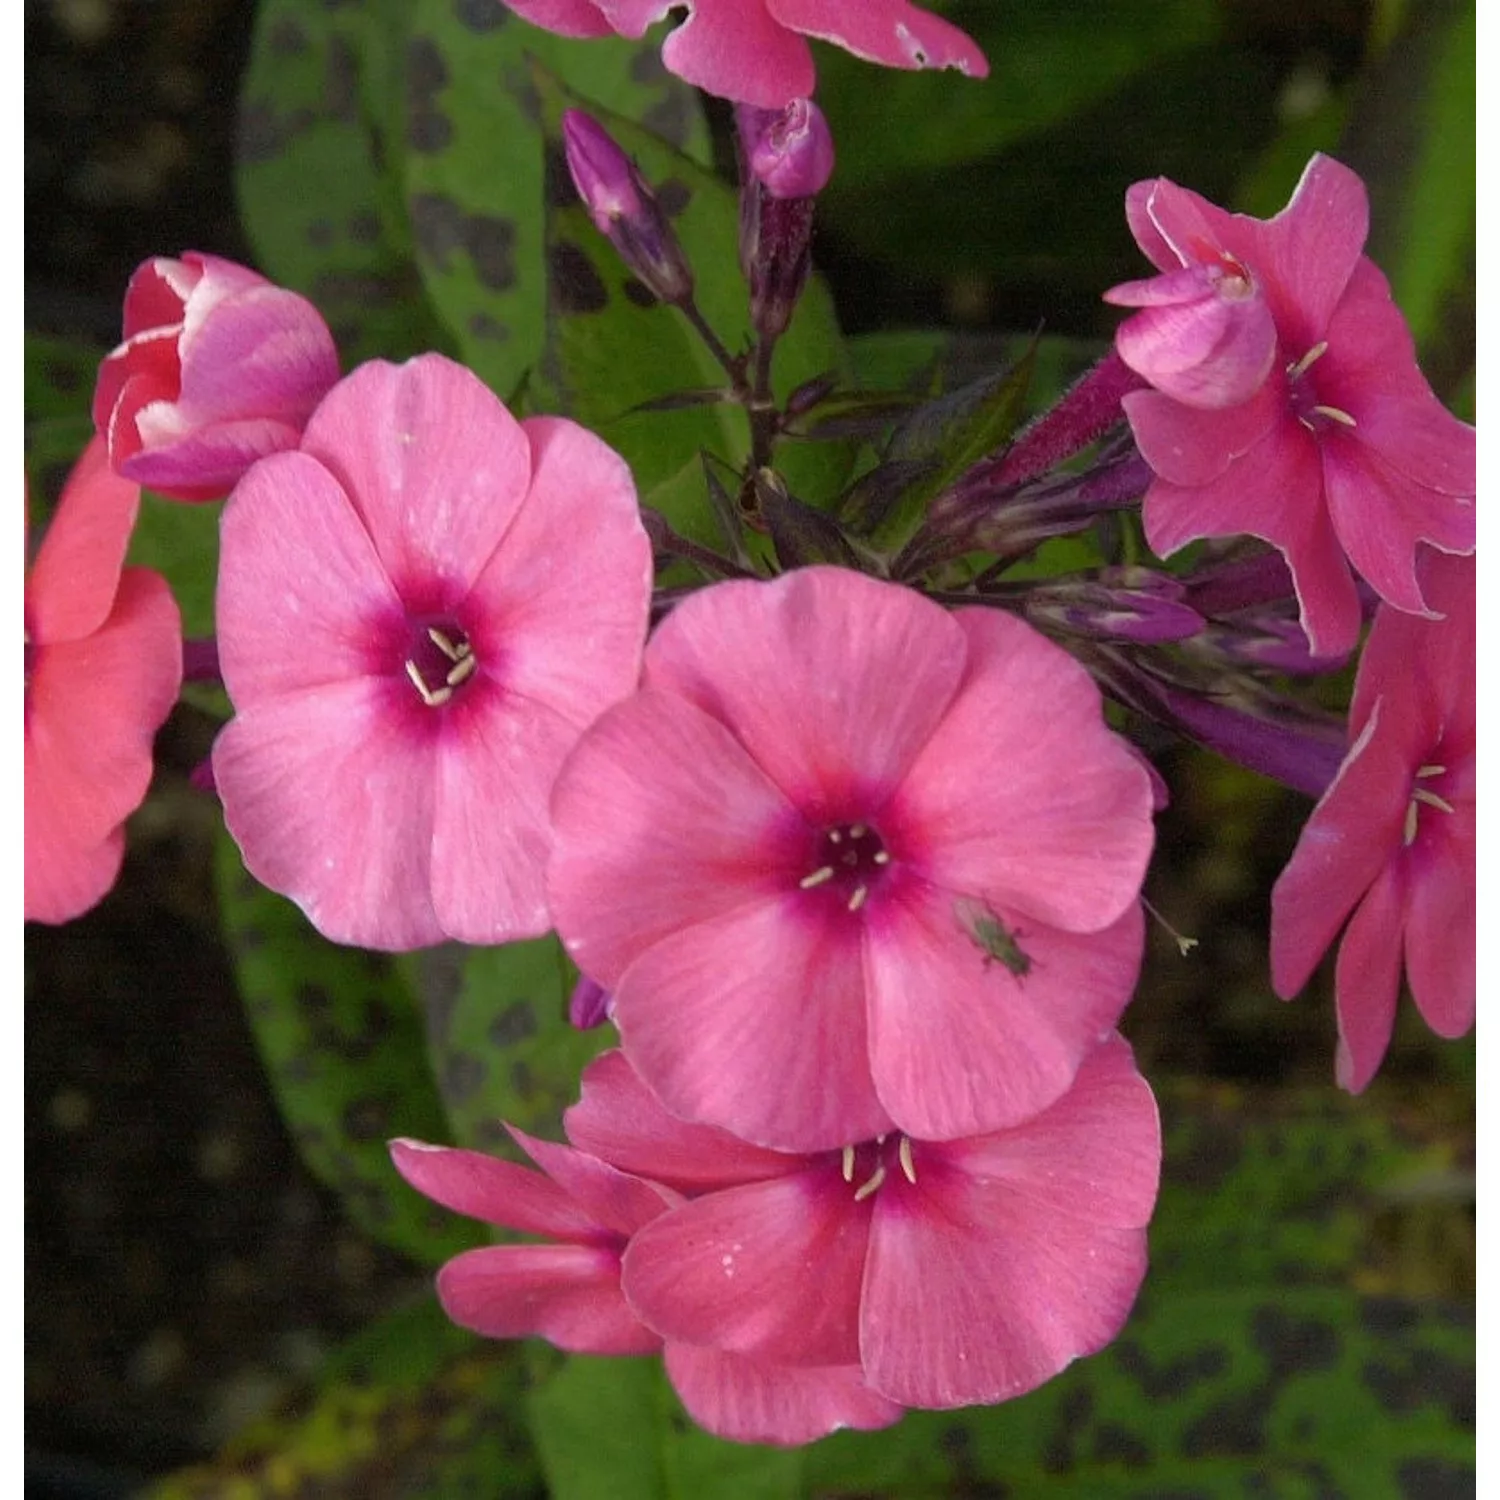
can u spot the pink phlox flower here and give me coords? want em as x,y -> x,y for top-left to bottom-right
390,1110 -> 903,1445
501,0 -> 987,107
1114,155 -> 1475,659
548,567 -> 1156,1151
565,1041 -> 1160,1410
212,353 -> 652,950
1270,549 -> 1474,1091
25,437 -> 182,923
92,252 -> 340,501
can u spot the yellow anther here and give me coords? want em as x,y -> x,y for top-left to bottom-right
852,1163 -> 887,1202
1287,341 -> 1329,380
847,884 -> 869,913
427,626 -> 464,662
1311,404 -> 1357,428
405,659 -> 453,707
898,1136 -> 916,1185
841,1145 -> 856,1183
800,866 -> 836,890
446,653 -> 478,688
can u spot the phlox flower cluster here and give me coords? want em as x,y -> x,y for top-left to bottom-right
393,1039 -> 1160,1446
1106,154 -> 1475,658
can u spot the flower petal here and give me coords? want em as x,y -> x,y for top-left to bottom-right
865,886 -> 1143,1139
622,1171 -> 867,1366
1122,382 -> 1281,488
1332,863 -> 1406,1093
887,608 -> 1154,933
767,0 -> 987,77
665,1346 -> 903,1446
23,793 -> 123,926
1403,817 -> 1476,1041
437,1244 -> 661,1355
213,680 -> 445,951
642,567 -> 966,822
299,355 -> 533,604
508,1127 -> 676,1237
502,0 -> 616,36
654,0 -> 816,108
564,1050 -> 798,1191
613,894 -> 893,1152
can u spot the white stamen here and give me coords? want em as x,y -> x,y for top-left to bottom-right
1311,404 -> 1357,427
827,829 -> 843,844
1417,764 -> 1446,779
841,1145 -> 855,1182
873,850 -> 892,866
852,1163 -> 887,1202
898,1136 -> 916,1184
427,626 -> 464,662
1288,341 -> 1328,380
405,659 -> 453,707
446,653 -> 478,688
849,823 -> 867,838
1412,787 -> 1455,816
800,866 -> 835,890
847,884 -> 868,912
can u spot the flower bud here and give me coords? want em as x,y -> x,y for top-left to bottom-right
737,99 -> 835,200
92,253 -> 340,502
562,109 -> 693,306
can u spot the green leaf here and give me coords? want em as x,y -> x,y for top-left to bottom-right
237,0 -> 450,365
125,493 -> 222,640
145,1296 -> 543,1500
401,0 -> 710,398
527,1355 -> 805,1500
403,936 -> 610,1158
214,829 -> 480,1266
531,70 -> 851,542
24,333 -> 103,505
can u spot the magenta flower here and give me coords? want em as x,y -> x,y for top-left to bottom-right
92,252 -> 340,502
1111,155 -> 1475,658
1270,549 -> 1474,1092
563,1041 -> 1160,1410
501,0 -> 987,107
212,354 -> 652,950
548,567 -> 1155,1150
389,1124 -> 903,1445
25,438 -> 182,923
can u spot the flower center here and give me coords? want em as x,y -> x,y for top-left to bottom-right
798,820 -> 891,913
403,616 -> 477,708
1286,341 -> 1357,434
1404,763 -> 1455,846
840,1134 -> 918,1201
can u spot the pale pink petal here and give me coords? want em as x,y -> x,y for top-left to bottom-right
122,415 -> 309,501
861,1156 -> 1149,1409
590,0 -> 674,37
216,450 -> 405,707
934,1036 -> 1161,1229
1322,435 -> 1475,618
1129,176 -> 1236,271
565,1050 -> 797,1191
213,681 -> 445,951
657,0 -> 817,107
665,1346 -> 903,1445
438,1244 -> 661,1355
1270,701 -> 1408,1000
168,252 -> 268,323
298,356 -> 533,604
887,608 -> 1153,933
767,0 -> 987,77
429,689 -> 582,943
642,567 -> 966,821
1122,383 -> 1281,487
389,1138 -> 603,1239
92,326 -> 180,445
1246,154 -> 1368,345
469,415 -> 650,728
613,895 -> 893,1152
622,1172 -> 867,1366
502,0 -> 616,36
118,256 -> 196,336
548,687 -> 802,987
27,437 -> 139,643
1332,864 -> 1406,1093
865,884 -> 1142,1139
508,1128 -> 676,1236
1404,820 -> 1476,1040
25,570 -> 182,851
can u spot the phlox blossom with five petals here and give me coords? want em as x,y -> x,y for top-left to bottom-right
212,353 -> 652,951
25,438 -> 182,923
500,0 -> 987,107
1109,155 -> 1475,658
548,566 -> 1156,1151
1270,549 -> 1474,1092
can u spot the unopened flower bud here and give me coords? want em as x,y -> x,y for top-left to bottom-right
568,973 -> 612,1030
737,99 -> 835,200
562,109 -> 693,305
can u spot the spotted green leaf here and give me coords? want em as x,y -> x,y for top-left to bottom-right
124,493 -> 222,642
237,0 -> 451,365
400,0 -> 710,400
214,829 -> 480,1266
530,68 -> 852,544
24,333 -> 103,510
143,1296 -> 542,1500
402,936 -> 610,1161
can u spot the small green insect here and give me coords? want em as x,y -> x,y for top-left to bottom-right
959,904 -> 1032,978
